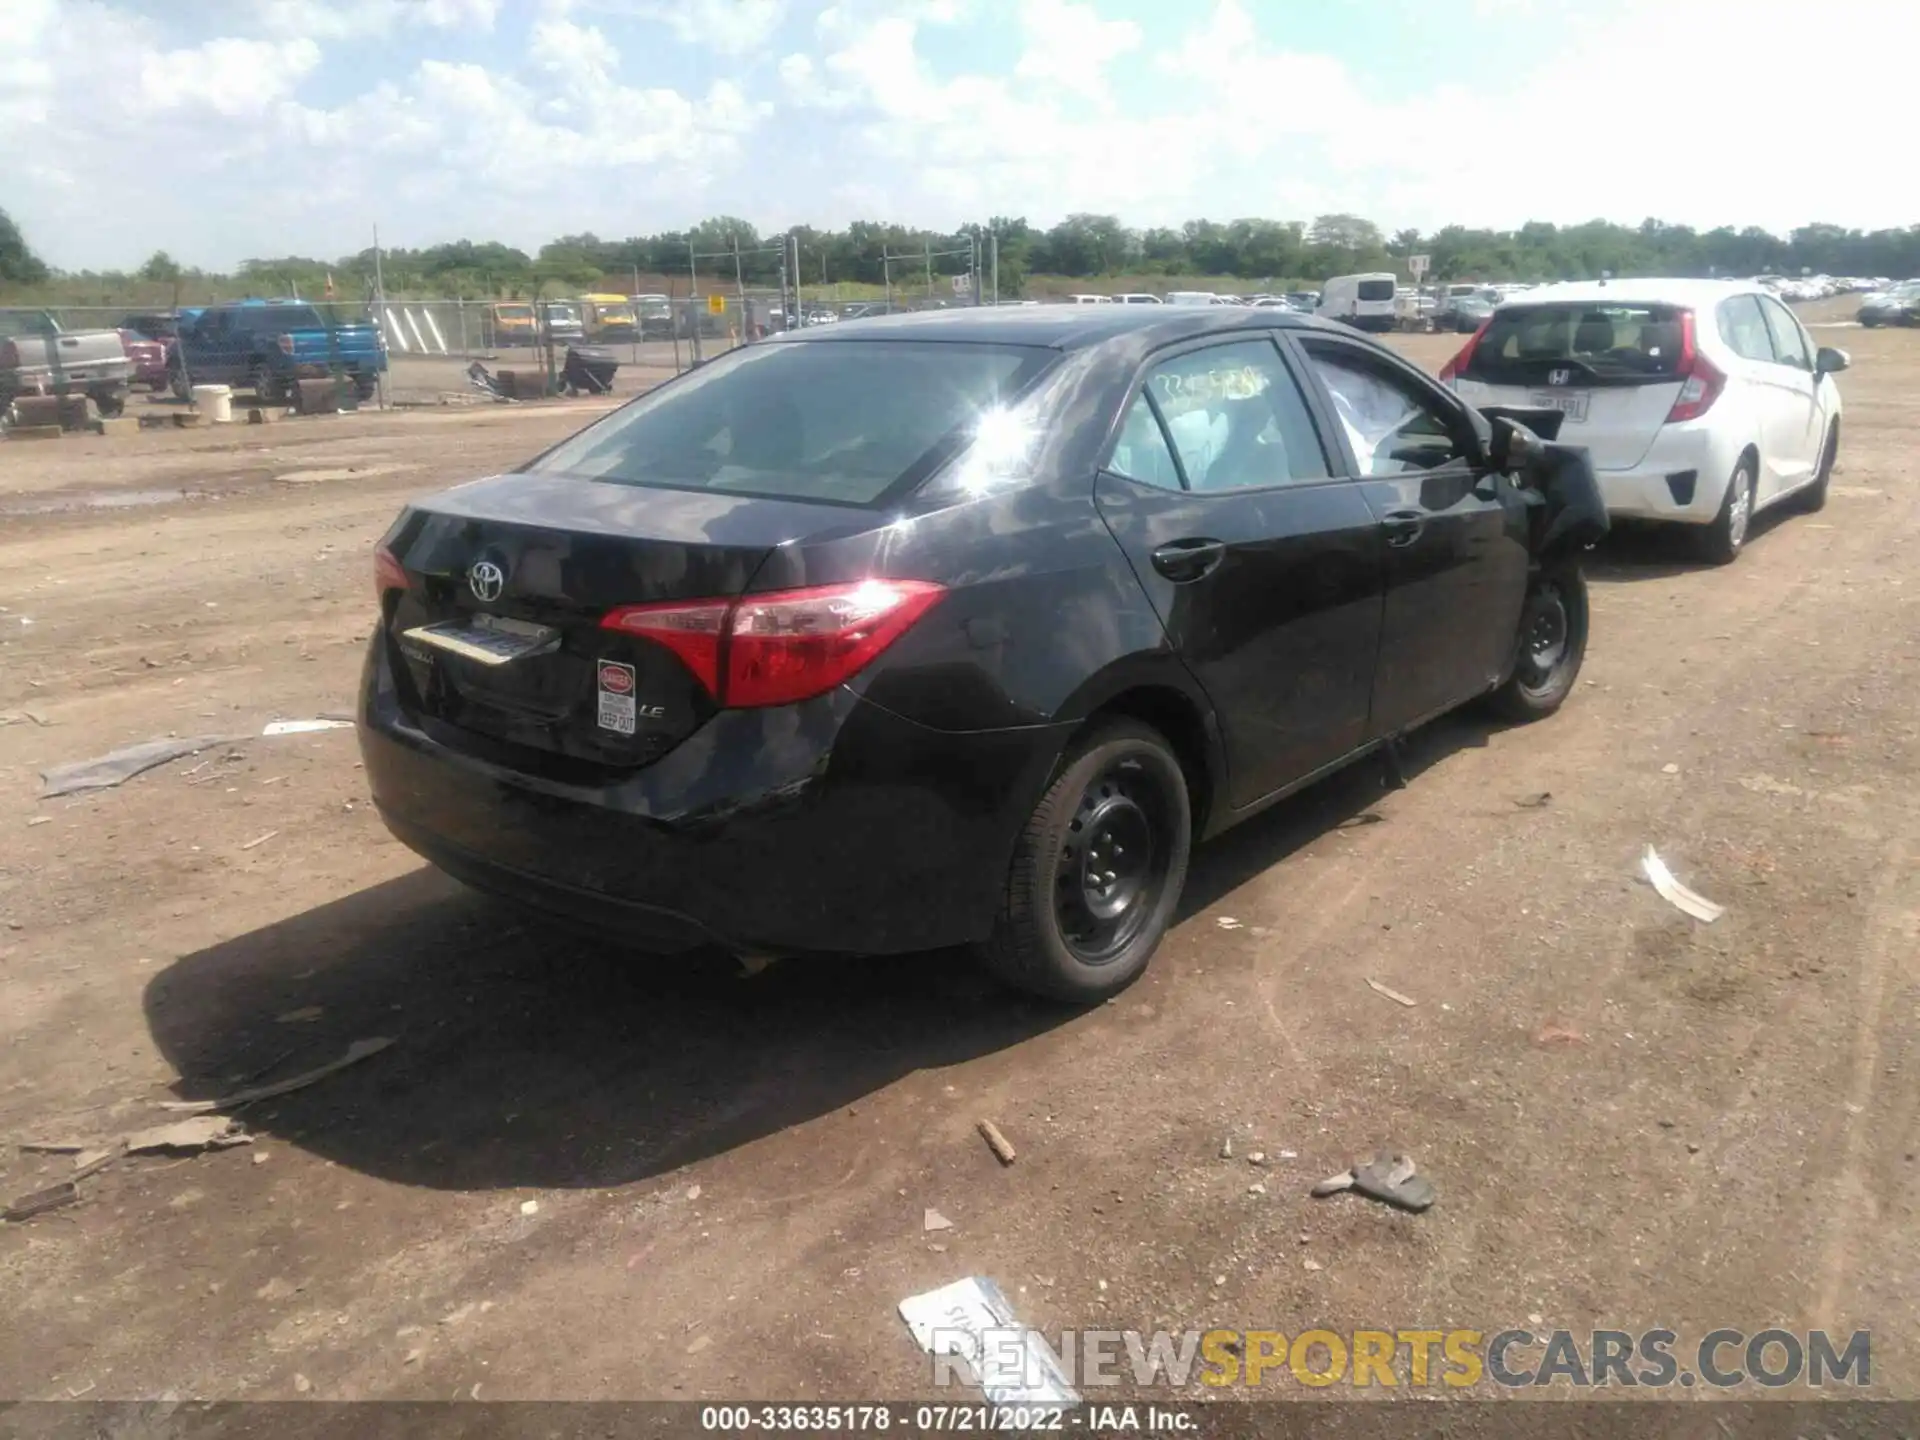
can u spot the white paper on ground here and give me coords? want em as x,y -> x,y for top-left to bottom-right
898,1276 -> 1079,1411
1642,846 -> 1725,923
262,719 -> 353,736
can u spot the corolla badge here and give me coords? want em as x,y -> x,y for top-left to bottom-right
467,558 -> 507,602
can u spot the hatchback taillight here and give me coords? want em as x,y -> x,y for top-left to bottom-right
1664,309 -> 1726,424
1437,319 -> 1490,385
602,579 -> 946,709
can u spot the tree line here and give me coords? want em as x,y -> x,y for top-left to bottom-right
5,206 -> 1917,303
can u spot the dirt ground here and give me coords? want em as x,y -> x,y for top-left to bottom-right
2,304 -> 1918,1404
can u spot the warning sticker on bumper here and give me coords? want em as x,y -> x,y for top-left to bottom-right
597,660 -> 636,735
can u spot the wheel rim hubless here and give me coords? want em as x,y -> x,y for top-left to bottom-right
1517,580 -> 1573,694
1052,757 -> 1174,965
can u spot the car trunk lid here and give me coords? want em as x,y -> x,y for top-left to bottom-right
1450,301 -> 1689,472
378,474 -> 857,776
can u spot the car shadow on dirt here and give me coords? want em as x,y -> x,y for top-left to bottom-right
141,710 -> 1496,1197
142,870 -> 1075,1193
1584,508 -> 1799,582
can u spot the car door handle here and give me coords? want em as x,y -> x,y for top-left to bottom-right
1382,510 -> 1426,547
1150,538 -> 1226,583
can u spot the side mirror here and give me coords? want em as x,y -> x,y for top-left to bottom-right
1815,346 -> 1850,376
1485,413 -> 1548,471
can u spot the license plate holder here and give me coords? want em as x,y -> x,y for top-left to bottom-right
1527,389 -> 1590,423
401,613 -> 558,667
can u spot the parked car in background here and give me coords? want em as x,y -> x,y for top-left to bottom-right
0,309 -> 134,416
581,294 -> 639,342
118,329 -> 170,390
540,301 -> 586,344
804,309 -> 840,326
171,299 -> 387,404
1317,273 -> 1398,332
1115,293 -> 1163,304
1446,294 -> 1496,333
482,302 -> 539,348
1442,279 -> 1846,563
1066,294 -> 1113,305
1163,291 -> 1220,306
360,303 -> 1604,1002
632,294 -> 674,338
117,312 -> 181,345
1858,282 -> 1920,327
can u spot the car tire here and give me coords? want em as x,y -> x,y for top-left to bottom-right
1800,425 -> 1837,512
354,376 -> 378,403
169,361 -> 191,402
1486,563 -> 1589,722
90,386 -> 127,419
976,718 -> 1192,1004
1697,455 -> 1756,565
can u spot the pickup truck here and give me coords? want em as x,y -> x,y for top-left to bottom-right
171,300 -> 387,404
0,309 -> 134,417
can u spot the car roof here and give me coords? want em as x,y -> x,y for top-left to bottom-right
774,302 -> 1338,351
1498,278 -> 1763,309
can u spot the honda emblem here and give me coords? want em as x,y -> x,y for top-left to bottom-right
1547,368 -> 1571,387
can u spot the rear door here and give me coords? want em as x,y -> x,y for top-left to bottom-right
1293,333 -> 1531,737
1451,302 -> 1687,472
1093,335 -> 1384,807
1754,294 -> 1825,496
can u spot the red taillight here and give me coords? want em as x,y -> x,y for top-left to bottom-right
1437,318 -> 1490,384
374,544 -> 407,600
601,579 -> 946,709
1664,309 -> 1725,424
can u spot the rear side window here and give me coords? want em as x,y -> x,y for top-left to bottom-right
531,340 -> 1054,505
237,306 -> 324,332
1132,340 -> 1329,493
1468,303 -> 1685,381
1717,295 -> 1773,362
1356,279 -> 1395,302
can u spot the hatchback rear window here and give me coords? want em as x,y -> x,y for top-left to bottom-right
1467,303 -> 1685,382
1356,279 -> 1395,302
530,340 -> 1056,505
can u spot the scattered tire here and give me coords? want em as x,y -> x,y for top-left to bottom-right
976,718 -> 1192,1004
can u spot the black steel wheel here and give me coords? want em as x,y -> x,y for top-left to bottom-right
978,718 -> 1192,1003
1487,564 -> 1589,722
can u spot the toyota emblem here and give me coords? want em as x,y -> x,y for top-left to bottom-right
467,559 -> 506,602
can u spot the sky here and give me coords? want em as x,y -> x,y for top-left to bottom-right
5,0 -> 1915,272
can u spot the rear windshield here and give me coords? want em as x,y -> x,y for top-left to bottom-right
496,304 -> 533,320
1356,279 -> 1395,302
531,340 -> 1056,505
1468,303 -> 1685,380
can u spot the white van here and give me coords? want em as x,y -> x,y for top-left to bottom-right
1163,291 -> 1218,307
1317,273 -> 1398,332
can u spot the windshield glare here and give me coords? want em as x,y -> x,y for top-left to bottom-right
531,339 -> 1055,506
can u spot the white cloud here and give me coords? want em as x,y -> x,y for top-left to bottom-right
1013,0 -> 1140,103
140,38 -> 323,117
623,0 -> 786,54
258,0 -> 501,40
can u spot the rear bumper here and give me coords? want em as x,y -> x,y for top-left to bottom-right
356,635 -> 1071,957
1589,424 -> 1736,524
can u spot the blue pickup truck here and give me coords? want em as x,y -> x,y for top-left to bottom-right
170,300 -> 386,404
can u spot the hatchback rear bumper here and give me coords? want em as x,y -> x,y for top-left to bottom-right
1590,424 -> 1734,524
357,635 -> 1071,958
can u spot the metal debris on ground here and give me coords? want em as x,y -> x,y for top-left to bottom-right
923,1207 -> 954,1233
898,1277 -> 1079,1409
19,1140 -> 88,1155
125,1116 -> 252,1155
71,1149 -> 115,1180
160,1036 -> 395,1113
5,1181 -> 78,1223
1215,917 -> 1243,930
1641,846 -> 1725,923
39,734 -> 244,798
1365,978 -> 1419,1008
977,1120 -> 1017,1166
240,830 -> 280,851
1311,1151 -> 1436,1213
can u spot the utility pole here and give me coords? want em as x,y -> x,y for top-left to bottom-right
731,233 -> 747,342
687,239 -> 702,365
924,237 -> 933,298
372,224 -> 388,409
991,232 -> 1000,305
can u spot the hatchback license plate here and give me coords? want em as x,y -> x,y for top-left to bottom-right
401,614 -> 557,666
1527,389 -> 1590,423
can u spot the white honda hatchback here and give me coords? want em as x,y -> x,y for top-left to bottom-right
1440,279 -> 1847,563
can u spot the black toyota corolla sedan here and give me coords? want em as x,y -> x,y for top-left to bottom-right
360,305 -> 1604,1001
